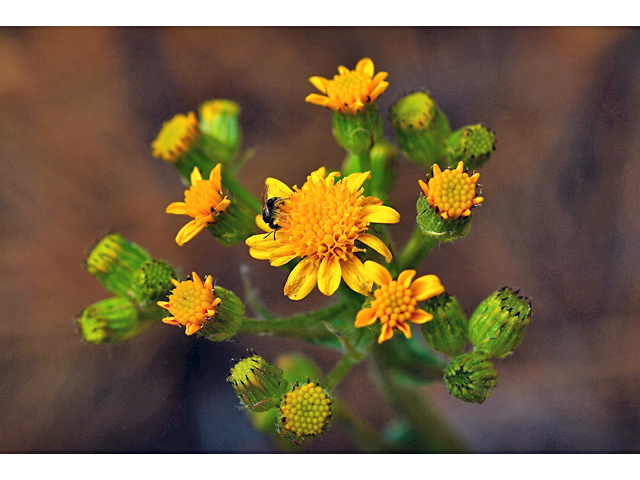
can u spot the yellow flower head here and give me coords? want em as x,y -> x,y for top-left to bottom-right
157,272 -> 221,336
305,57 -> 389,115
151,112 -> 200,162
246,167 -> 400,300
418,162 -> 484,220
355,261 -> 444,344
166,165 -> 231,246
280,382 -> 331,437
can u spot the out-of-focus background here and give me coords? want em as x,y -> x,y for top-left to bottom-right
1,27 -> 639,453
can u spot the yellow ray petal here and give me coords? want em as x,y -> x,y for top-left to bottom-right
214,197 -> 231,212
265,177 -> 293,198
410,309 -> 433,325
356,234 -> 390,263
355,308 -> 377,327
245,233 -> 281,251
363,261 -> 392,287
418,179 -> 429,197
190,167 -> 202,185
209,163 -> 222,188
317,255 -> 342,296
355,57 -> 374,77
166,202 -> 188,215
397,270 -> 416,288
410,275 -> 445,301
309,76 -> 329,94
396,321 -> 412,339
340,257 -> 372,296
378,323 -> 394,343
305,93 -> 330,106
344,171 -> 371,194
162,317 -> 180,325
337,65 -> 349,75
369,81 -> 389,102
284,258 -> 319,300
186,323 -> 201,335
359,205 -> 400,224
176,220 -> 205,246
371,71 -> 388,85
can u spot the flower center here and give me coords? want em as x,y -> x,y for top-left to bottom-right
276,177 -> 366,263
426,168 -> 478,219
151,112 -> 200,162
326,71 -> 372,106
280,383 -> 331,437
166,279 -> 217,328
371,281 -> 417,329
184,180 -> 226,220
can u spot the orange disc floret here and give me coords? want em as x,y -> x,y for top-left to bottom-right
305,58 -> 389,115
151,112 -> 200,162
280,383 -> 331,437
166,165 -> 231,246
355,261 -> 445,344
418,161 -> 483,220
157,272 -> 221,336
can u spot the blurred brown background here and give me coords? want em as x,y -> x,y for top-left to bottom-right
1,27 -> 639,453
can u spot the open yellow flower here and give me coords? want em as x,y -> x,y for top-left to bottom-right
305,57 -> 389,115
419,161 -> 483,220
157,272 -> 221,336
166,165 -> 231,246
246,167 -> 400,300
151,112 -> 200,162
355,261 -> 444,344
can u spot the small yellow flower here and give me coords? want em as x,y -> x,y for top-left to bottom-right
157,272 -> 221,336
418,161 -> 484,220
166,165 -> 231,246
246,167 -> 400,300
355,261 -> 444,344
280,383 -> 331,437
305,57 -> 389,115
151,112 -> 200,162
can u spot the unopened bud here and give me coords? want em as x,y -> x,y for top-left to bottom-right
228,354 -> 290,412
276,382 -> 332,446
75,297 -> 149,344
444,351 -> 498,404
446,124 -> 496,170
421,293 -> 468,357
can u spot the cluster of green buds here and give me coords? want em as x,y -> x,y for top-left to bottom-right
228,353 -> 333,446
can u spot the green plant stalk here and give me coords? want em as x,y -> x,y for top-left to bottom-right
398,226 -> 439,271
238,302 -> 348,335
323,354 -> 358,390
221,169 -> 262,215
374,352 -> 468,453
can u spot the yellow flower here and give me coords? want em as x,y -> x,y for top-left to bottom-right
246,167 -> 400,300
305,57 -> 389,115
157,272 -> 221,336
418,161 -> 484,220
151,112 -> 200,162
355,261 -> 444,344
280,382 -> 331,437
166,165 -> 231,246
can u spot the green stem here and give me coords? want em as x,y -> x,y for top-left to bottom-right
398,226 -> 439,271
323,354 -> 358,390
238,302 -> 347,335
333,398 -> 386,452
222,170 -> 262,215
374,351 -> 468,453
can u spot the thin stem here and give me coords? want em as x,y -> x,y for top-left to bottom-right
222,170 -> 262,215
323,354 -> 358,390
238,302 -> 348,335
398,226 -> 438,271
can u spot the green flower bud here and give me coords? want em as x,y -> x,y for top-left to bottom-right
275,353 -> 322,385
199,286 -> 245,341
444,351 -> 498,404
332,104 -> 383,154
84,232 -> 151,298
228,354 -> 290,412
276,382 -> 333,446
75,297 -> 150,344
446,124 -> 496,170
421,293 -> 468,357
131,259 -> 179,308
389,91 -> 451,168
468,287 -> 532,359
198,99 -> 242,160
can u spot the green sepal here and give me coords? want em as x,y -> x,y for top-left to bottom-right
421,293 -> 468,357
131,259 -> 179,308
331,103 -> 383,154
84,232 -> 152,298
468,287 -> 532,359
444,351 -> 498,404
198,286 -> 245,342
446,124 -> 496,170
389,91 -> 451,169
416,195 -> 471,243
74,296 -> 151,344
228,354 -> 290,412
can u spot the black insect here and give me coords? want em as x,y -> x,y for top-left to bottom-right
261,185 -> 285,240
